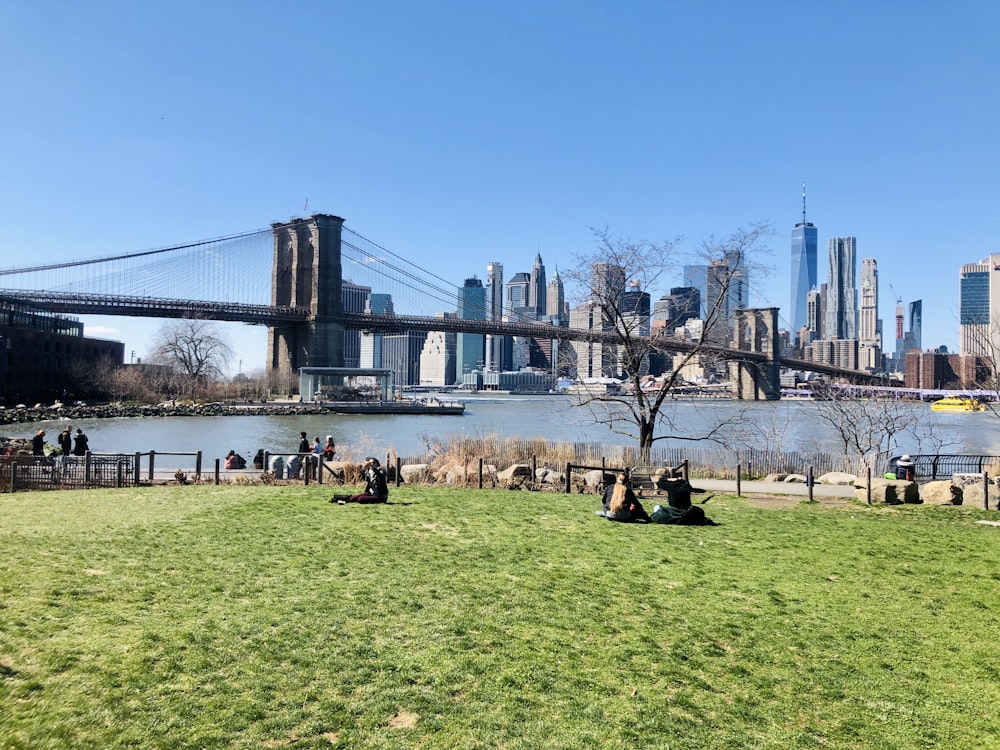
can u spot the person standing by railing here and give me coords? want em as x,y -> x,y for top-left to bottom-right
31,429 -> 46,456
72,428 -> 89,456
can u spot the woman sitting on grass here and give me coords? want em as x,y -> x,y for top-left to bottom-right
602,473 -> 650,523
331,457 -> 389,505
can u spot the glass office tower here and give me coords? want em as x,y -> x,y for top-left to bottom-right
790,188 -> 818,342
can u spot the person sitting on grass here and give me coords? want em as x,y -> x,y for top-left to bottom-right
331,457 -> 389,504
601,472 -> 650,523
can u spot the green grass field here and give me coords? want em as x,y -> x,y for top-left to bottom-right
1,485 -> 999,749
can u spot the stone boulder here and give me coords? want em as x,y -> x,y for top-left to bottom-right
535,467 -> 564,485
854,478 -> 920,504
445,465 -> 470,485
818,471 -> 858,486
763,473 -> 788,483
959,483 -> 1000,510
584,469 -> 611,488
399,463 -> 431,484
783,474 -> 808,483
498,464 -> 533,488
921,480 -> 963,505
952,472 -> 990,489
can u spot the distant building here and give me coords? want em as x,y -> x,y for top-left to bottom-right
358,293 -> 393,368
790,185 -> 818,342
905,350 -> 989,390
957,256 -> 1000,358
0,297 -> 125,405
418,325 -> 456,387
858,258 -> 881,371
505,272 -> 530,317
485,262 -> 504,371
908,299 -> 923,352
529,254 -> 547,314
483,369 -> 555,392
382,331 -> 427,388
341,281 -> 373,368
456,277 -> 486,379
804,338 -> 859,371
826,237 -> 857,341
545,266 -> 566,321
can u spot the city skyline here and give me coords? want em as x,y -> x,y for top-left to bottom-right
3,2 -> 998,372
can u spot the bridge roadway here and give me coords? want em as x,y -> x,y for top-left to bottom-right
1,289 -> 883,384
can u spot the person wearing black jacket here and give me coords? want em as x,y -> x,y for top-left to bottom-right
332,457 -> 389,504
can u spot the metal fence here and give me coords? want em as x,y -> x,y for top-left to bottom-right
887,454 -> 1000,480
1,453 -> 139,492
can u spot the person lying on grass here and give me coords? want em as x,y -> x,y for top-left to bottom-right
331,457 -> 389,504
649,473 -> 718,526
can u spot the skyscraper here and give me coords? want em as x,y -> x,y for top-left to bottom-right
505,273 -> 530,316
960,258 -> 992,356
529,253 -> 547,315
790,185 -> 818,342
908,300 -> 922,352
826,237 -> 857,340
859,258 -> 880,370
545,266 -> 566,321
456,277 -> 486,378
485,261 -> 504,371
859,258 -> 879,345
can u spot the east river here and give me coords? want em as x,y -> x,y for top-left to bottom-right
9,394 -> 1000,468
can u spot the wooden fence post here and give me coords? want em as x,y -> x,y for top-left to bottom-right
736,462 -> 742,498
867,466 -> 872,505
395,457 -> 402,488
195,451 -> 202,478
565,462 -> 572,494
134,452 -> 141,487
984,471 -> 989,511
478,457 -> 484,489
149,450 -> 156,483
808,465 -> 814,502
214,458 -> 220,485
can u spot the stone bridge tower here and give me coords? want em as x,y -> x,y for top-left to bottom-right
267,214 -> 345,391
729,307 -> 781,400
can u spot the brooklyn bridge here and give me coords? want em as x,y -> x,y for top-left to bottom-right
0,213 -> 883,398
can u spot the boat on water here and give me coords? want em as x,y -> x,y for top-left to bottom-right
930,396 -> 986,412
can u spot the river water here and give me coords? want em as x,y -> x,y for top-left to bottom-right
10,395 -> 1000,469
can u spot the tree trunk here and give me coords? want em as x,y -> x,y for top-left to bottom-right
638,418 -> 655,465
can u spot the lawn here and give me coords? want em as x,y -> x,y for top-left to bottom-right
1,485 -> 999,749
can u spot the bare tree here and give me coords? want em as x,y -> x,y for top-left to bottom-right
562,224 -> 770,462
150,318 -> 233,398
810,385 -> 956,469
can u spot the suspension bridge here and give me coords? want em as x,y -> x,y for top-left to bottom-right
0,213 -> 883,397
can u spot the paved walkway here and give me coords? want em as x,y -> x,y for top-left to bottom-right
692,478 -> 857,498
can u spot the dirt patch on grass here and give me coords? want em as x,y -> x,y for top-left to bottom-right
389,711 -> 418,729
741,493 -> 854,510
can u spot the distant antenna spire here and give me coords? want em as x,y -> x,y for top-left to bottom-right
802,181 -> 807,224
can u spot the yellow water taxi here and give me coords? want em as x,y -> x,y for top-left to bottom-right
930,396 -> 986,412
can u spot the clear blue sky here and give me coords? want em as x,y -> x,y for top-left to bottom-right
3,1 -> 999,373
